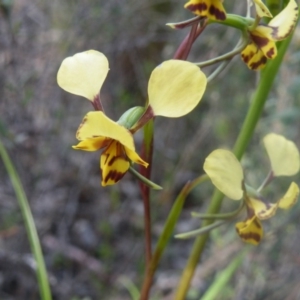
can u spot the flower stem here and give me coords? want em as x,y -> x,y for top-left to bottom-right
0,138 -> 52,300
140,120 -> 155,266
129,166 -> 162,190
196,33 -> 248,68
174,26 -> 297,300
139,175 -> 208,300
257,170 -> 274,193
175,220 -> 226,239
139,23 -> 203,299
209,14 -> 252,30
191,200 -> 244,220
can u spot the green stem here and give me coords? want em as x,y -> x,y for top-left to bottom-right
209,14 -> 253,30
167,14 -> 252,31
175,220 -> 226,239
248,15 -> 261,31
207,60 -> 231,82
139,175 -> 208,300
256,170 -> 274,193
0,139 -> 52,300
196,34 -> 248,68
205,33 -> 248,82
174,26 -> 297,300
129,166 -> 162,190
191,201 -> 244,220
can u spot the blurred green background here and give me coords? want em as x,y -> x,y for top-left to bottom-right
1,0 -> 300,299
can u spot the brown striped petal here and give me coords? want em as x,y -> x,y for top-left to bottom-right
184,0 -> 226,21
235,214 -> 263,245
241,43 -> 268,70
248,197 -> 278,220
100,141 -> 130,186
268,0 -> 298,41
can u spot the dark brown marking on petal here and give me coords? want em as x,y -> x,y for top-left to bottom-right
266,47 -> 275,58
272,7 -> 298,40
251,34 -> 269,48
269,26 -> 279,39
186,3 -> 208,13
272,23 -> 295,40
241,53 -> 251,63
241,47 -> 257,64
108,153 -> 127,166
76,116 -> 88,139
209,5 -> 226,20
261,7 -> 267,13
103,153 -> 110,165
104,170 -> 125,184
250,56 -> 267,70
108,156 -> 118,166
107,143 -> 126,166
237,231 -> 261,243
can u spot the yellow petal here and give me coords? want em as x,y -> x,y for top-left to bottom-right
184,0 -> 226,21
124,146 -> 149,168
72,137 -> 109,151
57,50 -> 109,101
248,197 -> 278,220
251,26 -> 277,59
148,60 -> 207,118
278,182 -> 299,209
235,215 -> 263,245
253,0 -> 273,18
76,111 -> 135,151
241,43 -> 268,70
268,0 -> 298,41
247,50 -> 268,70
263,133 -> 300,176
100,141 -> 130,186
203,149 -> 244,200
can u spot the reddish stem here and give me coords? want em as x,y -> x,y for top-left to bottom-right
139,122 -> 154,266
173,20 -> 207,60
138,20 -> 207,300
91,94 -> 104,111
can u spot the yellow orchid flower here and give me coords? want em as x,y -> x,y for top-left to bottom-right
203,133 -> 300,245
73,111 -> 148,186
184,0 -> 226,21
57,50 -> 207,186
241,0 -> 298,70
